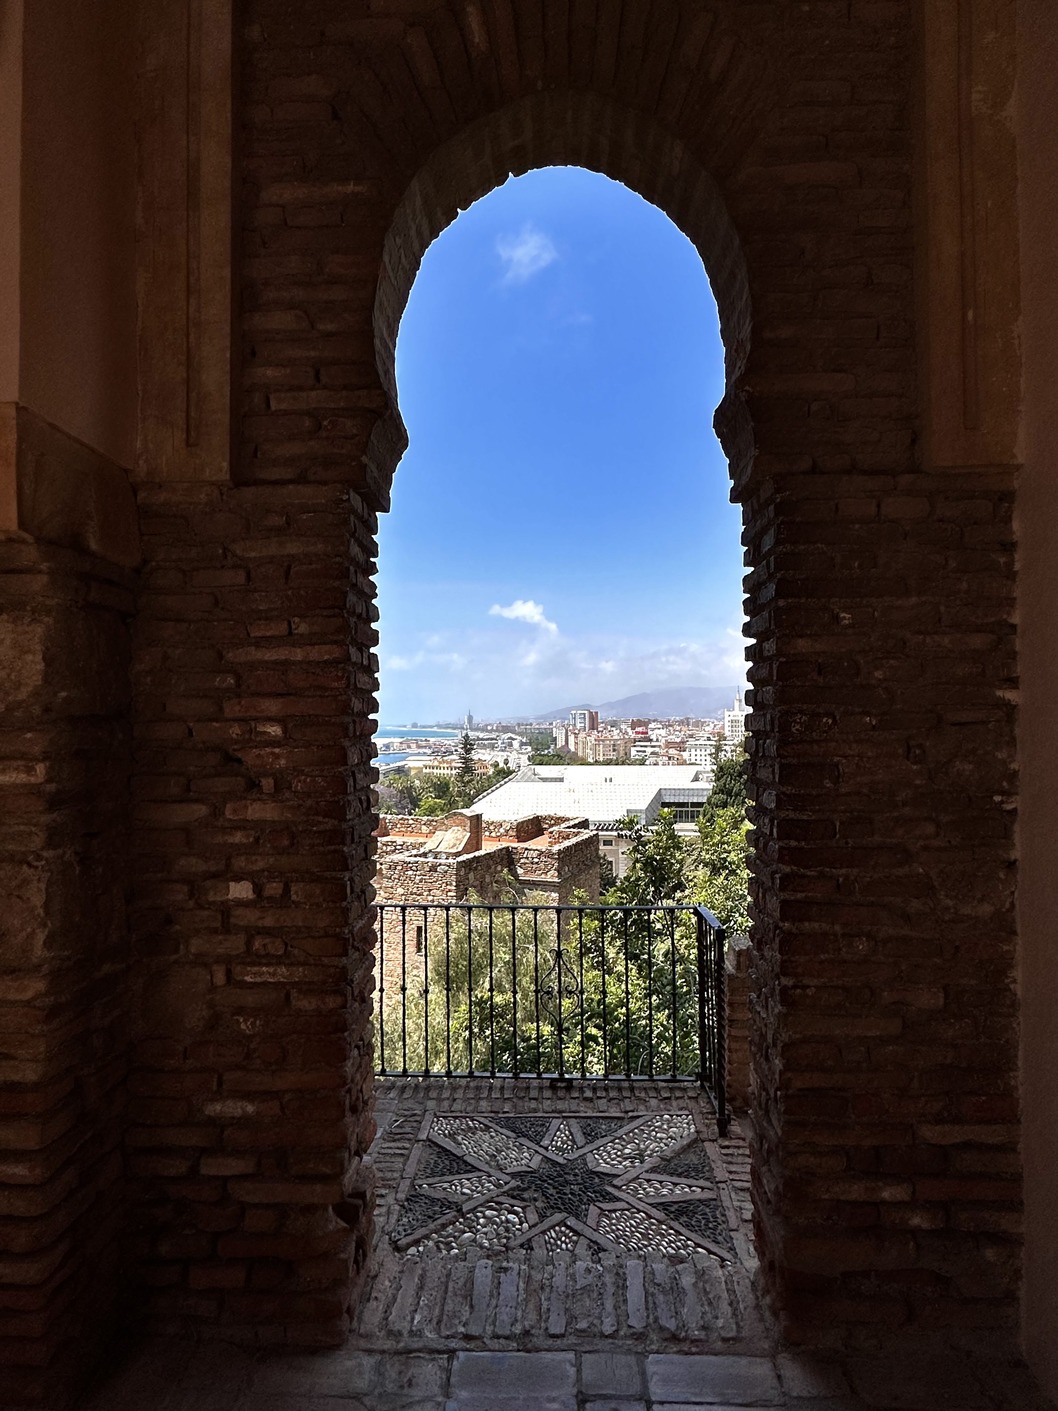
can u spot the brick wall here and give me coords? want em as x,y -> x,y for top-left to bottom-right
0,537 -> 135,1405
108,0 -> 1023,1356
725,936 -> 753,1112
126,480 -> 378,1346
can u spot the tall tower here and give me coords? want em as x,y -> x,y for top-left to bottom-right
723,691 -> 749,748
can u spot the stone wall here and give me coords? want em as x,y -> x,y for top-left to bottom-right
509,834 -> 601,904
485,814 -> 590,842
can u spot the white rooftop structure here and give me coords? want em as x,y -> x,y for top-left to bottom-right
474,764 -> 713,829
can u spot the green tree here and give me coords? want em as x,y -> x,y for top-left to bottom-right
529,748 -> 567,765
376,804 -> 749,1080
411,760 -> 515,816
465,762 -> 515,805
703,754 -> 749,820
455,731 -> 476,801
607,811 -> 688,906
377,769 -> 426,814
691,805 -> 751,935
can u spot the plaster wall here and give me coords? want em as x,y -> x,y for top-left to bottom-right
17,0 -> 137,468
0,0 -> 22,407
1016,0 -> 1058,1396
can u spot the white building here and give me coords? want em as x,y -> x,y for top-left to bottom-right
473,763 -> 714,878
683,740 -> 718,773
722,692 -> 750,748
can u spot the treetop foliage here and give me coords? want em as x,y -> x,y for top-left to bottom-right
702,754 -> 749,820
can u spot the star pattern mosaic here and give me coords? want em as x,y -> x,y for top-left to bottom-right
392,1111 -> 735,1261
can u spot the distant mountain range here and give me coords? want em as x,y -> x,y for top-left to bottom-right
529,686 -> 738,723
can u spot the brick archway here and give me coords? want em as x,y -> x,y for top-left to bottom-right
366,89 -> 755,502
119,0 -> 1020,1367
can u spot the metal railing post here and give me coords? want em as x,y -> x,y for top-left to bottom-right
696,907 -> 709,1092
714,918 -> 729,1136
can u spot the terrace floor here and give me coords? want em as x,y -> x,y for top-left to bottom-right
358,1077 -> 761,1351
79,1080 -> 1055,1411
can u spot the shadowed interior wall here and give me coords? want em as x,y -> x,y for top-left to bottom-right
0,1 -> 23,412
0,0 -> 1042,1402
1016,0 -> 1058,1398
0,2 -> 140,1403
18,0 -> 138,468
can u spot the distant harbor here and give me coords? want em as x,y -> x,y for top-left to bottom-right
375,726 -> 459,744
374,726 -> 460,770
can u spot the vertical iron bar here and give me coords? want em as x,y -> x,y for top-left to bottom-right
445,907 -> 452,1077
578,908 -> 586,1078
488,907 -> 496,1078
669,909 -> 678,1080
646,908 -> 654,1078
600,907 -> 608,1078
556,907 -> 565,1078
422,906 -> 429,1075
466,906 -> 474,1076
511,907 -> 519,1078
533,908 -> 542,1077
623,909 -> 632,1078
400,905 -> 408,1077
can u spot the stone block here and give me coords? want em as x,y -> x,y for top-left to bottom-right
450,1351 -> 576,1398
580,1352 -> 646,1398
645,1355 -> 782,1406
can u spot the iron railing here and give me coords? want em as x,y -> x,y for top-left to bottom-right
374,902 -> 727,1133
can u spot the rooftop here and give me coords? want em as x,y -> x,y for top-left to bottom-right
473,764 -> 713,827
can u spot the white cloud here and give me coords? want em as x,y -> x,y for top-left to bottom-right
495,224 -> 558,285
377,616 -> 749,722
488,599 -> 559,633
384,650 -> 467,673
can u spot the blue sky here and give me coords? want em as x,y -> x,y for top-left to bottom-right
376,167 -> 746,724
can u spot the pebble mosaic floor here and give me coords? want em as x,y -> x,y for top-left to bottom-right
393,1111 -> 736,1261
358,1078 -> 763,1351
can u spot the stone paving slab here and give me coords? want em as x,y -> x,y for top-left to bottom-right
581,1350 -> 647,1396
79,1340 -> 1055,1411
444,1399 -> 578,1411
450,1349 -> 577,1395
646,1353 -> 782,1405
584,1400 -> 649,1411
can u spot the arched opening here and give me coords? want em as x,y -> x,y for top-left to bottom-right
366,93 -> 754,506
363,140 -> 761,1346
